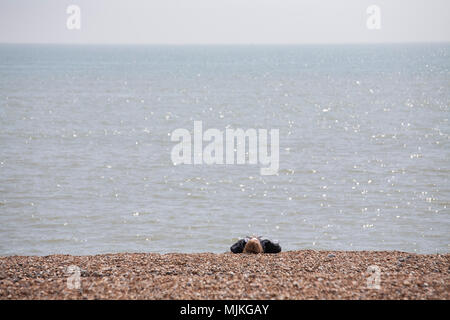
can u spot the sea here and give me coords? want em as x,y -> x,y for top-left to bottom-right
0,44 -> 448,255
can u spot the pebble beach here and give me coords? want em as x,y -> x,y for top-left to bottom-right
0,250 -> 448,300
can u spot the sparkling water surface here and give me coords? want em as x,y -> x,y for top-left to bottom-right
0,44 -> 449,255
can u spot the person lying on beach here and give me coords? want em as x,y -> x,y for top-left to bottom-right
230,236 -> 281,254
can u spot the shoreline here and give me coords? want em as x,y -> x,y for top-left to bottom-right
1,250 -> 448,299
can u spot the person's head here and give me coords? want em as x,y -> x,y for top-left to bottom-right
243,237 -> 263,254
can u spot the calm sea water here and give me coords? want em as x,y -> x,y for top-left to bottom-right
0,44 -> 449,256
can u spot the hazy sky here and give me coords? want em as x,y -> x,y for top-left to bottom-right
0,0 -> 449,44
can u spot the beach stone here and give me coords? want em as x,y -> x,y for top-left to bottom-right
0,251 -> 448,300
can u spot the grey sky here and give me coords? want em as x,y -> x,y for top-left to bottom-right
0,0 -> 449,44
